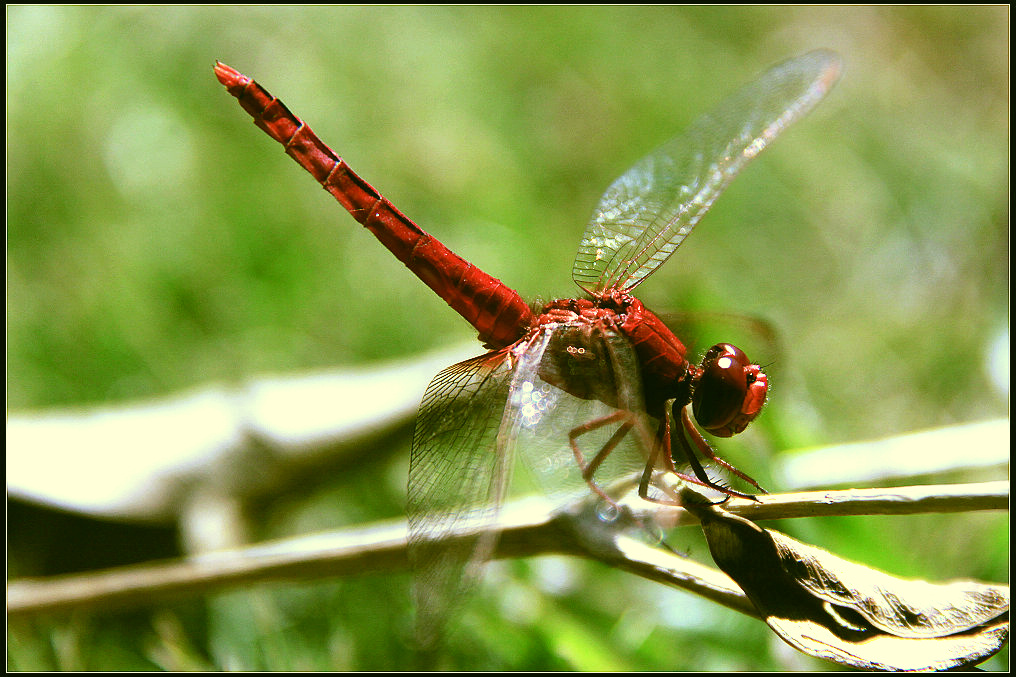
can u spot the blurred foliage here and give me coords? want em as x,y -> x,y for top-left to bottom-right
7,5 -> 1008,671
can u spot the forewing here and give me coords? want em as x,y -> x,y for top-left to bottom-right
572,49 -> 842,294
506,323 -> 657,505
407,348 -> 514,649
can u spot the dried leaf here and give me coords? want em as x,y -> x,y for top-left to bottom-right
770,531 -> 1008,639
685,494 -> 1009,671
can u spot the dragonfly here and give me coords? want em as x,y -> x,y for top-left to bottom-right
215,50 -> 842,649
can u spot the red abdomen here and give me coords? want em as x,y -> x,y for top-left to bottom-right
214,63 -> 533,348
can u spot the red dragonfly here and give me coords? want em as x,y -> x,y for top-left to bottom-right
215,50 -> 841,648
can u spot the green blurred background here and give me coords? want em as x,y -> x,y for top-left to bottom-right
7,6 -> 1008,671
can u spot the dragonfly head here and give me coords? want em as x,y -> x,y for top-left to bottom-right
691,343 -> 768,438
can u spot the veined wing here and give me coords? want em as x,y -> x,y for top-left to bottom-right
408,324 -> 660,650
407,348 -> 516,650
572,50 -> 842,295
506,323 -> 658,507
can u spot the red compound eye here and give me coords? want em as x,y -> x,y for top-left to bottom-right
692,343 -> 768,437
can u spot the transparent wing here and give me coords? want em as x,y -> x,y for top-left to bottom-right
506,323 -> 657,507
407,348 -> 515,650
408,324 -> 667,649
572,49 -> 842,294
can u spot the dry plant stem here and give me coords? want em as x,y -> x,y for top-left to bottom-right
607,534 -> 760,617
7,481 -> 1007,620
642,479 -> 1010,524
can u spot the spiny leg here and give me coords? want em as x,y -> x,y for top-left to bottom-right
571,410 -> 678,547
567,405 -> 758,507
638,416 -> 672,502
636,413 -> 732,505
679,406 -> 765,493
568,409 -> 634,504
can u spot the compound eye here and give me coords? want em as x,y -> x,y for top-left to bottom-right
692,343 -> 768,437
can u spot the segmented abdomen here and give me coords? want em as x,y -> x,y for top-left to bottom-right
215,63 -> 534,348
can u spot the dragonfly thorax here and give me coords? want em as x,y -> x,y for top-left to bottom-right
531,294 -> 768,437
530,293 -> 694,416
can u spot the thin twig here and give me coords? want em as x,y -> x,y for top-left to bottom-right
6,481 -> 1007,620
639,477 -> 1011,523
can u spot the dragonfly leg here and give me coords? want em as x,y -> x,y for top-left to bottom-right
571,410 -> 710,509
638,416 -> 676,503
680,406 -> 765,491
636,415 -> 725,506
568,409 -> 634,504
674,405 -> 765,498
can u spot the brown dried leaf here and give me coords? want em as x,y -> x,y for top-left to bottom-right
769,530 -> 1008,638
686,495 -> 1009,671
